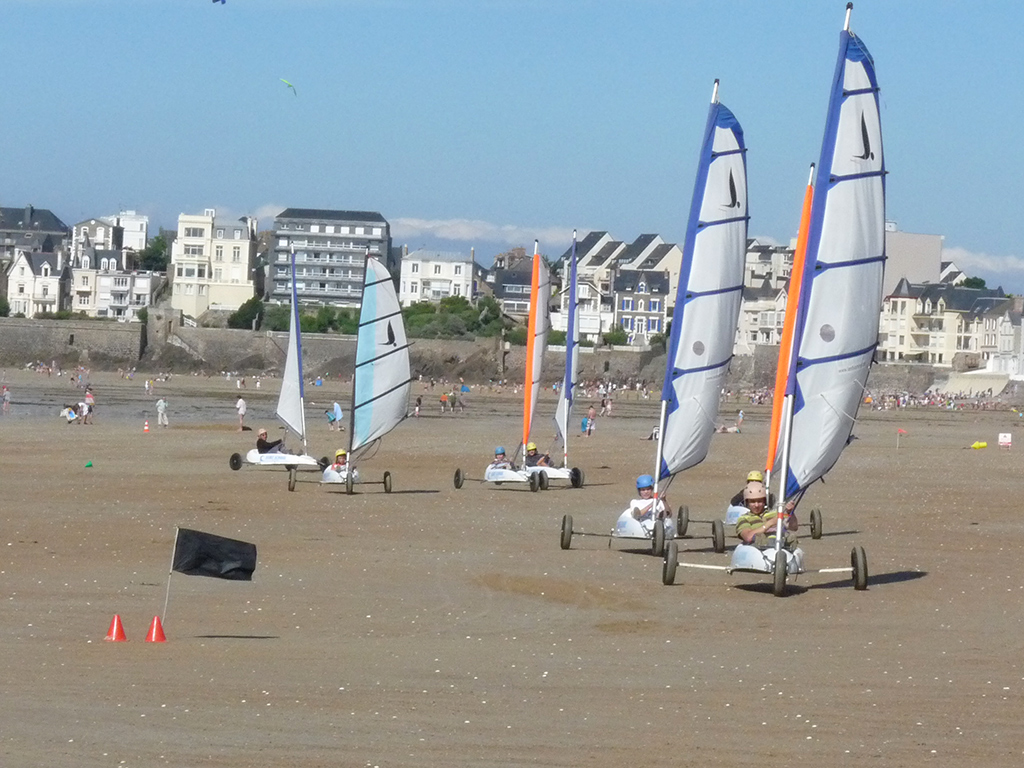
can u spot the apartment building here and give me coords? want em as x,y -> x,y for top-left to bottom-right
5,250 -> 71,317
270,208 -> 392,307
398,249 -> 481,307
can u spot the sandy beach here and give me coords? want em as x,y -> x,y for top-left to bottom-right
1,368 -> 1021,767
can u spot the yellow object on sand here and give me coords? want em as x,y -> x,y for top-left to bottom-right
971,441 -> 987,450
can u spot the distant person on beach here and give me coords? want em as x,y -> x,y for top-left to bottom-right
2,385 -> 10,414
523,442 -> 552,468
156,397 -> 169,428
488,447 -> 513,471
256,428 -> 292,454
586,405 -> 597,436
236,396 -> 247,431
83,387 -> 95,423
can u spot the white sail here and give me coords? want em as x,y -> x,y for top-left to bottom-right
553,232 -> 579,453
781,22 -> 885,497
658,87 -> 747,480
275,250 -> 306,443
350,257 -> 412,453
521,243 -> 551,452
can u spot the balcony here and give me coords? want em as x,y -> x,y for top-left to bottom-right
32,292 -> 57,303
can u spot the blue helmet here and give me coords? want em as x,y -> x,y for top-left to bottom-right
636,474 -> 654,490
495,446 -> 506,455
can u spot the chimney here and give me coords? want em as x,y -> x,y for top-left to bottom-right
471,247 -> 475,263
24,205 -> 33,226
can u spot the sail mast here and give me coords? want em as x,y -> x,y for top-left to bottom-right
557,231 -> 579,469
765,163 -> 814,493
521,240 -> 542,461
293,248 -> 308,453
347,247 -> 371,459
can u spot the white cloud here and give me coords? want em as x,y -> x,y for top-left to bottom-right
391,217 -> 575,247
943,245 -> 1024,275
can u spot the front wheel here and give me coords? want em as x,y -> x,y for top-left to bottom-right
538,471 -> 549,491
383,471 -> 392,494
345,471 -> 354,496
852,546 -> 868,590
676,505 -> 689,537
229,453 -> 243,471
662,540 -> 679,585
560,514 -> 573,550
773,549 -> 788,597
711,519 -> 726,553
453,468 -> 464,489
810,508 -> 823,540
652,519 -> 666,557
287,467 -> 297,492
569,467 -> 584,489
529,472 -> 539,492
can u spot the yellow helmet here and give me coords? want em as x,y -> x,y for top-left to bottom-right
746,470 -> 764,483
526,442 -> 537,451
335,449 -> 347,458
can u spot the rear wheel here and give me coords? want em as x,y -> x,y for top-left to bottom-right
319,456 -> 330,470
810,508 -> 822,540
229,453 -> 242,471
652,519 -> 666,557
538,471 -> 549,491
453,468 -> 464,489
345,471 -> 354,496
676,505 -> 689,537
560,514 -> 573,550
662,540 -> 679,585
569,467 -> 584,488
711,519 -> 726,553
852,546 -> 868,590
529,472 -> 539,492
773,549 -> 788,597
383,471 -> 392,494
287,467 -> 297,492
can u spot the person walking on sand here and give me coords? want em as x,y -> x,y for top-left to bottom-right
156,396 -> 169,428
236,396 -> 247,431
586,404 -> 597,436
2,385 -> 10,414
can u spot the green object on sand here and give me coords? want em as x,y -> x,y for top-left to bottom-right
85,461 -> 93,468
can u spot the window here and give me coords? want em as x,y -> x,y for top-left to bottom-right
638,282 -> 647,294
97,227 -> 105,240
81,276 -> 89,286
326,225 -> 335,234
230,246 -> 240,262
78,295 -> 89,306
198,266 -> 206,278
185,284 -> 194,295
648,318 -> 660,333
184,268 -> 196,278
355,227 -> 364,235
176,266 -> 183,277
214,268 -> 222,281
310,225 -> 320,233
41,285 -> 49,297
184,245 -> 204,256
234,229 -> 242,239
198,285 -> 207,296
637,300 -> 645,312
82,257 -> 90,269
215,246 -> 223,261
621,316 -> 633,330
216,229 -> 224,238
649,299 -> 660,312
621,298 -> 633,311
434,264 -> 442,275
411,281 -> 419,293
184,227 -> 204,238
454,284 -> 461,297
454,265 -> 463,276
42,265 -> 50,277
372,227 -> 382,236
411,263 -> 419,273
340,226 -> 350,234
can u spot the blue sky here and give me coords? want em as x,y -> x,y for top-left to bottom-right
3,1 -> 1022,291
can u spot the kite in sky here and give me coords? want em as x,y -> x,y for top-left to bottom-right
281,79 -> 297,96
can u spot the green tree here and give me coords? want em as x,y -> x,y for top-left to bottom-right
506,326 -> 528,345
602,327 -> 628,345
548,330 -> 567,346
228,297 -> 264,329
138,233 -> 169,272
264,303 -> 291,332
0,295 -> 9,317
962,276 -> 987,289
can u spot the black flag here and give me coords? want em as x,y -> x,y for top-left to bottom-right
172,528 -> 257,581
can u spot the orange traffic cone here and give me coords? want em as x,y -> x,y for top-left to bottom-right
145,616 -> 166,643
105,614 -> 127,642
143,420 -> 150,433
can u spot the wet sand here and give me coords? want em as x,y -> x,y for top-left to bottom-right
0,369 -> 1021,767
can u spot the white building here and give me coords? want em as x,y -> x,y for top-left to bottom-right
399,249 -> 478,307
169,209 -> 258,319
5,250 -> 71,317
109,210 -> 149,252
70,247 -> 161,321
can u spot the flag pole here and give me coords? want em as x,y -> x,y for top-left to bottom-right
162,527 -> 180,623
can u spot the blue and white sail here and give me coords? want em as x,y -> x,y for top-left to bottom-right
350,256 -> 412,454
554,231 -> 580,461
275,248 -> 307,448
657,80 -> 747,482
779,6 -> 886,497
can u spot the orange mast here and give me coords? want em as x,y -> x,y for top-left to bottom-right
766,165 -> 815,475
522,242 -> 541,451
